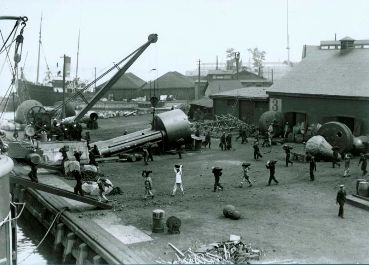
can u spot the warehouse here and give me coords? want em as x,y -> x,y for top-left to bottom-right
210,87 -> 269,125
141,71 -> 196,100
267,37 -> 369,136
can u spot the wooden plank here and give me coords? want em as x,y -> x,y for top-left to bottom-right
9,176 -> 112,209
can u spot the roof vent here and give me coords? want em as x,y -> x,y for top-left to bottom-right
340,36 -> 355,50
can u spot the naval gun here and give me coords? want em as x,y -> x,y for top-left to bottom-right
92,109 -> 192,157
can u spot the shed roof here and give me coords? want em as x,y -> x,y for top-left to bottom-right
205,80 -> 243,96
210,87 -> 268,100
267,45 -> 369,98
98,72 -> 146,90
190,97 -> 213,108
142,71 -> 195,89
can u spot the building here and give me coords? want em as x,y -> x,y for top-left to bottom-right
205,80 -> 243,97
188,97 -> 213,120
210,87 -> 269,124
141,71 -> 195,100
266,37 -> 369,135
96,72 -> 146,101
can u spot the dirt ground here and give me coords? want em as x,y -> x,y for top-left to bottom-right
83,114 -> 369,263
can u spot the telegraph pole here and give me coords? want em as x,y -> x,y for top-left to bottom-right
235,52 -> 240,80
62,55 -> 66,119
196,59 -> 200,100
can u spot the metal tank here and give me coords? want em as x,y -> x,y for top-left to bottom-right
352,135 -> 369,155
154,109 -> 192,144
258,111 -> 285,136
92,109 -> 191,157
15,99 -> 43,124
317,122 -> 353,153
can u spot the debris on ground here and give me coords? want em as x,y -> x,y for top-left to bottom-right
160,238 -> 262,264
190,114 -> 257,138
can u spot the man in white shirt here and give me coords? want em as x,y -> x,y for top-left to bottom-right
171,164 -> 184,196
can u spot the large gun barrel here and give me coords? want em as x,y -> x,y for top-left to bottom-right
92,109 -> 191,157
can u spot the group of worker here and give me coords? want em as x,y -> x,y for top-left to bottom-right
49,119 -> 83,141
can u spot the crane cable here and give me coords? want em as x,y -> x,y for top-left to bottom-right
53,41 -> 150,111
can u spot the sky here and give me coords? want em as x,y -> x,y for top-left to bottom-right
1,0 -> 369,96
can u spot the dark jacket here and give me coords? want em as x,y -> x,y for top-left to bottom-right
336,190 -> 346,204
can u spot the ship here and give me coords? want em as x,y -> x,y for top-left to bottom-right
15,17 -> 94,107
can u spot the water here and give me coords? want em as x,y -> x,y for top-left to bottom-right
16,209 -> 61,265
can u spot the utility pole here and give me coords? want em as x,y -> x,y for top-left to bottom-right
195,59 -> 200,100
216,56 -> 218,70
286,0 -> 290,66
75,29 -> 80,85
62,55 -> 66,119
235,52 -> 240,80
36,14 -> 42,84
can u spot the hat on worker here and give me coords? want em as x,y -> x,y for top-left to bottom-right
242,162 -> 251,167
340,184 -> 344,188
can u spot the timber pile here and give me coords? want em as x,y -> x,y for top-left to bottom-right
160,240 -> 262,264
191,114 -> 257,138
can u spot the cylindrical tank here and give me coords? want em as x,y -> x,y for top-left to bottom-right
357,181 -> 369,197
317,122 -> 353,153
356,179 -> 366,195
15,100 -> 43,124
352,136 -> 369,155
152,209 -> 165,233
258,111 -> 284,136
154,109 -> 192,144
53,101 -> 76,117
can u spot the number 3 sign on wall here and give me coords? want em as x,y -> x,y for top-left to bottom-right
269,98 -> 282,112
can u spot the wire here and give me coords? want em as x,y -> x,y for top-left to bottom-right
18,208 -> 68,264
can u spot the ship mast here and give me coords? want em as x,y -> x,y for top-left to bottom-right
75,29 -> 80,87
36,14 -> 42,84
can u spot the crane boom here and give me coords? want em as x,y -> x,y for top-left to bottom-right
73,33 -> 158,122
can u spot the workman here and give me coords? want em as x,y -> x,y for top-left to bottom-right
241,127 -> 248,144
28,162 -> 39,183
253,141 -> 263,160
266,160 -> 278,186
220,132 -> 226,151
332,147 -> 341,168
92,145 -> 101,157
176,138 -> 184,159
74,151 -> 83,163
240,163 -> 252,187
142,147 -> 149,166
267,123 -> 274,147
204,131 -> 211,149
97,177 -> 111,202
343,153 -> 351,177
226,133 -> 232,150
89,150 -> 98,167
336,184 -> 346,218
309,155 -> 316,181
147,143 -> 154,162
283,144 -> 294,167
212,167 -> 224,192
171,164 -> 184,196
59,146 -> 69,162
284,122 -> 290,139
142,170 -> 154,199
73,169 -> 84,196
358,153 -> 368,176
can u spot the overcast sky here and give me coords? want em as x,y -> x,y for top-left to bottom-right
1,0 -> 369,96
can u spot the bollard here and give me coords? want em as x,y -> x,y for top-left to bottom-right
53,223 -> 65,252
356,179 -> 366,195
62,232 -> 76,263
152,209 -> 165,233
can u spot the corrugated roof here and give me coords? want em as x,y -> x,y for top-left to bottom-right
210,87 -> 268,100
190,97 -> 213,108
205,80 -> 243,96
142,71 -> 195,90
267,45 -> 369,98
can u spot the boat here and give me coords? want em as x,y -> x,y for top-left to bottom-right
15,17 -> 93,107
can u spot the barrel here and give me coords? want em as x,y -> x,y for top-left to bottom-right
317,122 -> 353,153
356,179 -> 366,195
358,181 -> 369,197
152,209 -> 165,233
40,131 -> 48,142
